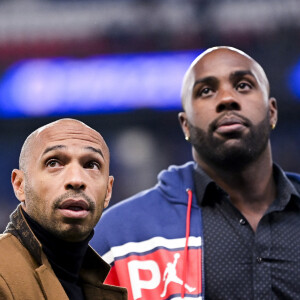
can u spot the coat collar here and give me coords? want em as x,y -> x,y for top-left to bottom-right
5,204 -> 111,283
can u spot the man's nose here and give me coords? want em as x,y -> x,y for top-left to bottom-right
216,88 -> 241,113
64,165 -> 86,191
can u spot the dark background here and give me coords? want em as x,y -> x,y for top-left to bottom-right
1,0 -> 300,231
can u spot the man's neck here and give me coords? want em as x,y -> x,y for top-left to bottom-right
22,209 -> 92,299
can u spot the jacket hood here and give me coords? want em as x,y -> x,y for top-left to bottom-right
156,161 -> 197,205
156,162 -> 300,207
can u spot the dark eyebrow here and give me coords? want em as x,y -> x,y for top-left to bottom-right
229,70 -> 255,81
42,145 -> 66,156
42,145 -> 104,160
85,146 -> 104,159
193,76 -> 217,89
193,71 -> 256,90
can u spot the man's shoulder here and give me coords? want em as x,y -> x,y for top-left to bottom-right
286,172 -> 300,182
0,233 -> 32,277
286,172 -> 300,191
101,186 -> 161,223
0,232 -> 18,250
0,233 -> 63,299
1,233 -> 24,255
0,233 -> 18,268
0,233 -> 36,267
103,161 -> 196,216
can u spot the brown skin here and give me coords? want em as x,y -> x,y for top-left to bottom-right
179,47 -> 278,231
11,119 -> 113,242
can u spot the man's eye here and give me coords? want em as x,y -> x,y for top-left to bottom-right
85,161 -> 100,170
46,160 -> 61,168
236,82 -> 252,91
198,87 -> 213,97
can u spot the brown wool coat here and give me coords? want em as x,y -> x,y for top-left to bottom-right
0,206 -> 127,300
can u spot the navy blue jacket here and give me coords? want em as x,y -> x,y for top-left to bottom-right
91,162 -> 300,300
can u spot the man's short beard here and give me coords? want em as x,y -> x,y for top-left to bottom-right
23,176 -> 97,241
188,113 -> 271,171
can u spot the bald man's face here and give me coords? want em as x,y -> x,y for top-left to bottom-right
12,120 -> 113,242
179,48 -> 277,168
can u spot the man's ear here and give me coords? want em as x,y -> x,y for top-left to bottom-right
269,97 -> 278,128
104,176 -> 114,209
11,169 -> 25,203
178,112 -> 190,140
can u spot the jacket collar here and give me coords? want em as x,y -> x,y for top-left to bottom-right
156,161 -> 300,209
4,204 -> 111,283
157,161 -> 197,206
5,205 -> 43,264
192,162 -> 300,210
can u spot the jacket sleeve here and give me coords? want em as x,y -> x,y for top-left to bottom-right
0,275 -> 14,300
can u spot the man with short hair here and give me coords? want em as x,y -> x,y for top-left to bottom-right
0,118 -> 127,300
92,47 -> 300,300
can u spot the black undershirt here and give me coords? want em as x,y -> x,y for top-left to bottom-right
22,209 -> 93,300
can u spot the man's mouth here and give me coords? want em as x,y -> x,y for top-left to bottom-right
58,199 -> 90,219
66,206 -> 84,211
214,116 -> 247,135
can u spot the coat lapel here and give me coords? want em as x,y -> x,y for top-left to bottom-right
35,264 -> 69,300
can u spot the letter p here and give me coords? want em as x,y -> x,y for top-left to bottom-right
128,260 -> 161,300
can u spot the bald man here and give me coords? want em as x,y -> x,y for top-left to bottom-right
91,47 -> 300,300
0,119 -> 127,300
